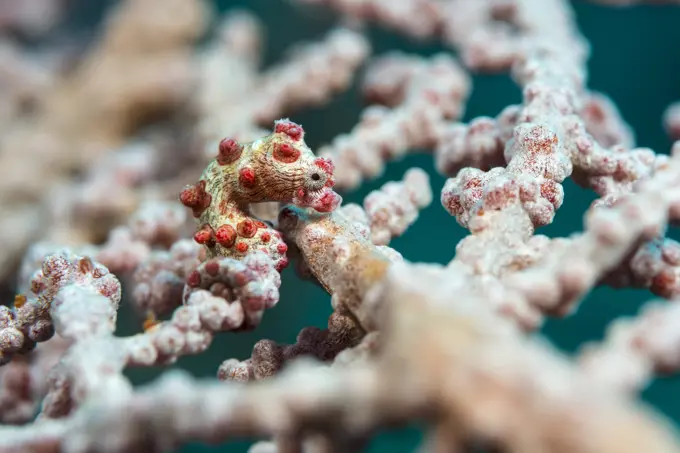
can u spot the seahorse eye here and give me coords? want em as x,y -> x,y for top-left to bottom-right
305,167 -> 327,190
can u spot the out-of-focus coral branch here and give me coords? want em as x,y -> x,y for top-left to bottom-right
217,308 -> 364,382
0,0 -> 66,36
585,0 -> 680,4
321,52 -> 471,189
0,0 -> 210,280
0,252 -> 122,364
506,145 -> 680,316
291,0 -> 443,39
0,336 -> 68,424
2,249 -> 281,418
197,20 -> 370,156
338,168 -> 432,245
4,259 -> 680,453
579,298 -> 680,392
664,102 -> 680,141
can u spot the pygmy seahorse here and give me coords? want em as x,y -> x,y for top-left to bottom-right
179,119 -> 342,271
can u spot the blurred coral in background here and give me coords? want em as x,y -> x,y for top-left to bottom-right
1,0 -> 680,452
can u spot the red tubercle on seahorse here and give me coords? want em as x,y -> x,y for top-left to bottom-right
237,219 -> 257,238
215,224 -> 237,248
179,180 -> 212,218
239,167 -> 257,189
274,119 -> 304,141
273,143 -> 301,163
193,225 -> 214,245
217,138 -> 243,165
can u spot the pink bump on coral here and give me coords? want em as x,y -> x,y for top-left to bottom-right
182,251 -> 280,329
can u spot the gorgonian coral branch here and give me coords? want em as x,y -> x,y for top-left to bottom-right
278,206 -> 392,332
182,252 -> 281,330
0,252 -> 121,365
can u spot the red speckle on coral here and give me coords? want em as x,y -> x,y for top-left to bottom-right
217,138 -> 243,165
205,260 -> 220,277
194,225 -> 214,244
277,243 -> 288,254
78,257 -> 93,274
260,232 -> 271,243
180,180 -> 212,218
31,279 -> 46,295
43,256 -> 68,281
274,120 -> 304,141
215,225 -> 237,248
273,143 -> 301,163
463,178 -> 482,189
484,182 -> 517,210
524,127 -> 558,155
98,282 -> 119,299
239,167 -> 256,189
187,270 -> 202,288
540,180 -> 560,207
442,193 -> 463,216
236,242 -> 249,253
237,219 -> 257,238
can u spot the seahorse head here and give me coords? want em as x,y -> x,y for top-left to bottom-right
227,119 -> 342,212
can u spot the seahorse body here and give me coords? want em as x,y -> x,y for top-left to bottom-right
180,119 -> 342,271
